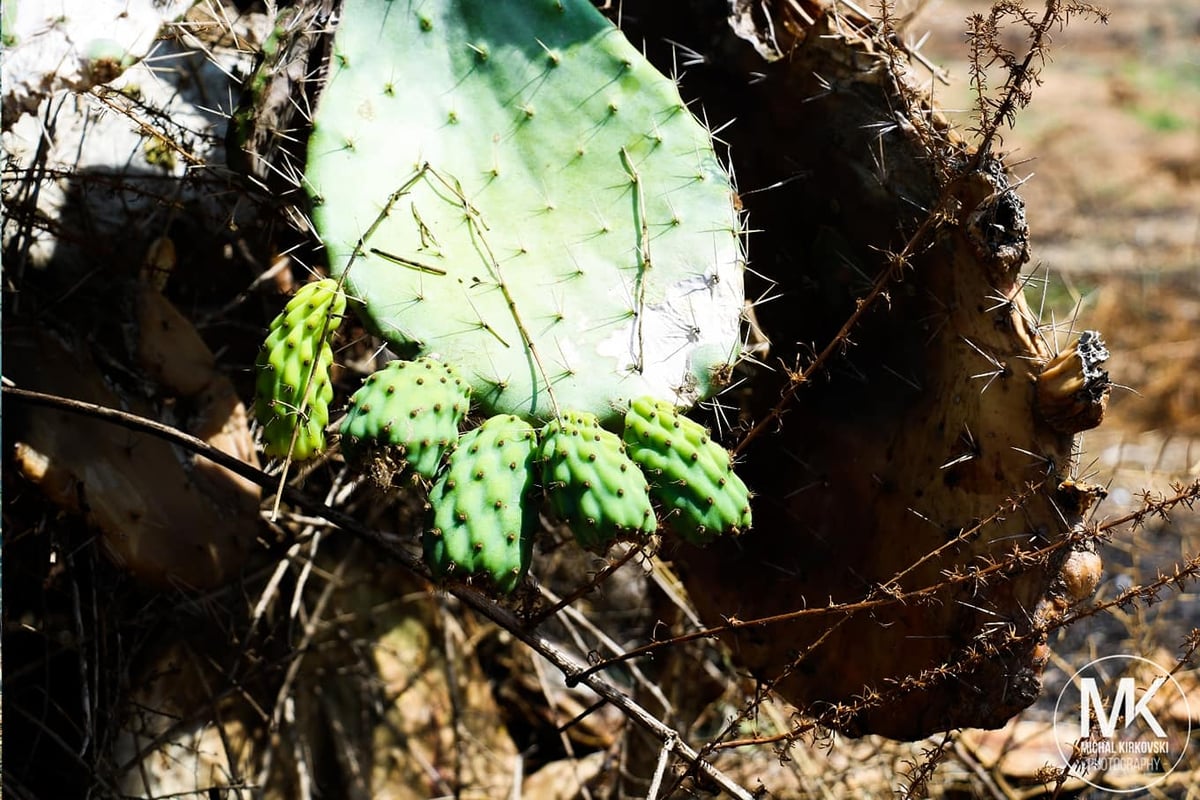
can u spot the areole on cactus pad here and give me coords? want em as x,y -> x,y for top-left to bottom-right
305,0 -> 746,426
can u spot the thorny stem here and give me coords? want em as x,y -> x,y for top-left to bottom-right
586,479 -> 1200,757
967,0 -> 1053,166
713,527 -> 1200,752
90,87 -> 205,167
1,385 -> 754,800
900,731 -> 955,800
683,485 -> 1047,773
1092,482 -> 1200,533
673,614 -> 854,790
967,0 -> 1108,171
620,146 -> 651,374
571,480 -> 1039,681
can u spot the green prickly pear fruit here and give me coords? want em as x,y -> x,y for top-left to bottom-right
340,358 -> 471,480
305,0 -> 746,427
540,410 -> 656,551
424,414 -> 539,593
623,397 -> 752,544
255,279 -> 346,460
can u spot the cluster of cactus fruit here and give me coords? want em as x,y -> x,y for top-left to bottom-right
248,0 -> 755,591
254,281 -> 752,592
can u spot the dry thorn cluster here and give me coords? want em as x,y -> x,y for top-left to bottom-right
966,0 -> 1109,158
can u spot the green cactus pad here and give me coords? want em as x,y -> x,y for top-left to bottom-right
540,410 -> 656,550
340,358 -> 472,479
424,414 -> 539,593
623,397 -> 752,544
255,279 -> 346,459
306,0 -> 745,426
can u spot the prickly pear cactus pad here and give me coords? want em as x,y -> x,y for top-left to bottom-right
305,0 -> 745,425
540,410 -> 656,550
255,279 -> 346,459
424,415 -> 539,593
623,397 -> 752,544
340,358 -> 472,479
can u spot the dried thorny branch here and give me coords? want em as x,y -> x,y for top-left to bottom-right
1097,480 -> 1200,533
699,482 -> 1200,755
734,207 -> 951,454
966,0 -> 1108,160
900,731 -> 955,799
573,480 -> 1050,682
595,475 -> 1198,765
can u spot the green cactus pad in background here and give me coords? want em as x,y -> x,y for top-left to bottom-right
540,410 -> 656,550
623,397 -> 752,544
424,414 -> 539,593
340,358 -> 472,480
255,279 -> 346,459
305,0 -> 745,426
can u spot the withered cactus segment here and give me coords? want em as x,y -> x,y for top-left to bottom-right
1032,542 -> 1103,658
1053,477 -> 1108,519
615,2 -> 1114,738
1035,331 -> 1111,434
